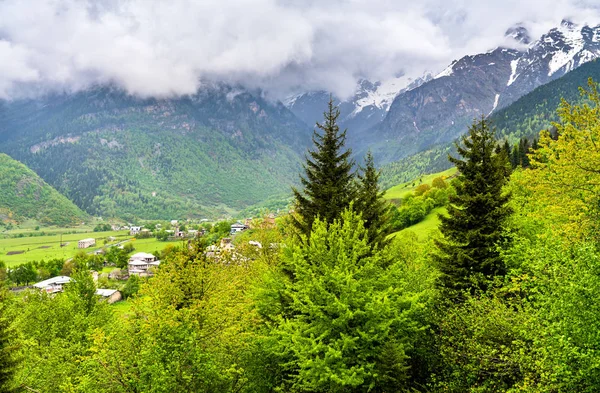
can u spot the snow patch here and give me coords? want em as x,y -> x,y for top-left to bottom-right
548,23 -> 585,76
488,94 -> 500,115
434,63 -> 454,79
350,72 -> 431,116
507,59 -> 520,86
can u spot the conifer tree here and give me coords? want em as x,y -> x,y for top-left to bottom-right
292,97 -> 355,238
356,151 -> 392,249
434,117 -> 512,297
0,290 -> 18,393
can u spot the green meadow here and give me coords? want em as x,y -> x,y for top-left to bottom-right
384,167 -> 457,201
0,230 -> 130,266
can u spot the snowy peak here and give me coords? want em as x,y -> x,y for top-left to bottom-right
284,71 -> 432,135
505,24 -> 532,45
352,73 -> 433,115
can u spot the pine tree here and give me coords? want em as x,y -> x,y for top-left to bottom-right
434,117 -> 512,297
0,290 -> 18,393
292,97 -> 355,238
355,151 -> 392,249
262,209 -> 418,392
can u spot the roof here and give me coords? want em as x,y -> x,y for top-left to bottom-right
128,260 -> 149,266
129,252 -> 155,260
79,238 -> 95,242
231,223 -> 247,228
96,289 -> 119,297
33,276 -> 72,288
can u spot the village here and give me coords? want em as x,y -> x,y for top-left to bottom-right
10,214 -> 279,305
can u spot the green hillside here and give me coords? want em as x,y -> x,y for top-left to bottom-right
0,86 -> 310,220
0,153 -> 88,226
491,59 -> 600,140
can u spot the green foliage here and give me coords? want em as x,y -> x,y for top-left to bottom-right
257,209 -> 423,392
292,98 -> 356,237
355,151 -> 393,249
0,153 -> 88,226
93,223 -> 111,232
0,290 -> 19,393
120,275 -> 140,300
391,184 -> 455,231
434,118 -> 512,297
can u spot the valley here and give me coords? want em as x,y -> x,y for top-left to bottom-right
4,6 -> 600,392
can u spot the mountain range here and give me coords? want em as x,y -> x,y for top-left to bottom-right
1,19 -> 600,221
0,84 -> 310,220
288,19 -> 600,163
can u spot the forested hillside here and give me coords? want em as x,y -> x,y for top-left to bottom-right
491,59 -> 600,139
0,153 -> 87,226
0,85 -> 310,220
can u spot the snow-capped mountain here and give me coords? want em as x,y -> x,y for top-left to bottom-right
284,72 -> 432,135
367,19 -> 600,164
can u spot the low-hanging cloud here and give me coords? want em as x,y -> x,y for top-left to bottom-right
0,0 -> 599,100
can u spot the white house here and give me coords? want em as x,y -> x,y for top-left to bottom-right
230,222 -> 248,234
129,226 -> 142,235
128,252 -> 160,276
78,238 -> 96,249
33,276 -> 72,293
96,289 -> 122,304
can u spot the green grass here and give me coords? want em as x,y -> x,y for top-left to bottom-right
129,237 -> 181,255
384,167 -> 457,200
391,207 -> 447,242
0,230 -> 131,266
110,299 -> 133,318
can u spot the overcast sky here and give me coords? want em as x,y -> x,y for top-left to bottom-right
1,0 -> 599,100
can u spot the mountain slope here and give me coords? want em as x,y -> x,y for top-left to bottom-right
0,85 -> 311,220
286,74 -> 432,136
491,58 -> 600,140
0,153 -> 88,226
368,20 -> 600,163
380,58 -> 600,188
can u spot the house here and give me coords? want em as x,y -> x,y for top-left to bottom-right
33,276 -> 72,293
96,289 -> 122,304
129,226 -> 142,235
170,220 -> 178,226
230,222 -> 248,234
128,252 -> 160,276
220,237 -> 235,252
78,238 -> 96,249
111,224 -> 121,231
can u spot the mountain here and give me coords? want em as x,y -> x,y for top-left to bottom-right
380,58 -> 600,188
285,73 -> 432,136
0,84 -> 311,220
0,153 -> 88,226
491,58 -> 600,140
366,19 -> 600,163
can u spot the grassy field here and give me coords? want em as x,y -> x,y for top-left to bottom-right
110,299 -> 134,318
384,167 -> 457,201
128,237 -> 182,256
391,206 -> 447,242
0,230 -> 132,266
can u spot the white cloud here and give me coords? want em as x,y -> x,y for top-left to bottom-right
0,0 -> 598,100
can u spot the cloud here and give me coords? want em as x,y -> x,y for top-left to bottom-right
0,0 -> 599,100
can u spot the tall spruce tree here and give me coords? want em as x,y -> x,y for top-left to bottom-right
356,151 -> 393,249
292,97 -> 355,238
434,117 -> 512,297
0,290 -> 18,393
